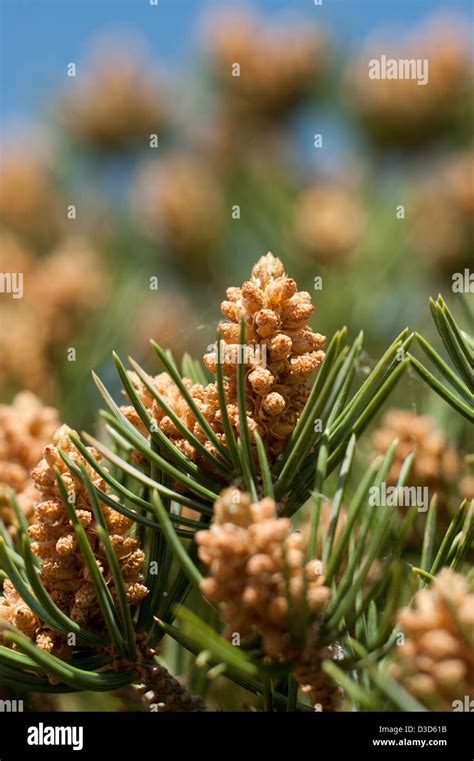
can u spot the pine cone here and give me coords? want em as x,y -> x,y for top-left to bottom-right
58,46 -> 167,150
197,488 -> 340,710
204,252 -> 326,457
122,253 -> 325,470
204,9 -> 326,120
132,156 -> 224,262
346,16 -> 470,147
294,185 -> 366,263
0,151 -> 60,241
0,425 -> 148,654
412,148 -> 474,268
391,569 -> 474,710
0,236 -> 107,397
0,392 -> 60,527
371,409 -> 460,498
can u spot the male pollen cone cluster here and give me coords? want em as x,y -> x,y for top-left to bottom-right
0,425 -> 148,657
204,9 -> 326,120
371,409 -> 467,512
346,16 -> 471,146
391,569 -> 474,710
294,184 -> 367,264
411,147 -> 474,269
121,253 -> 325,471
0,392 -> 60,528
196,488 -> 341,710
203,253 -> 326,456
0,150 -> 61,243
59,46 -> 167,150
131,155 -> 224,264
0,234 -> 107,397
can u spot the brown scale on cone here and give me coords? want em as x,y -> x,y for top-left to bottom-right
0,425 -> 148,656
121,253 -> 325,473
196,488 -> 341,710
391,569 -> 474,710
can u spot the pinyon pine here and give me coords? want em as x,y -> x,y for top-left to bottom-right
0,254 -> 472,713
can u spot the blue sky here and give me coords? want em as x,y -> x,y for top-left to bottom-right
1,0 -> 472,127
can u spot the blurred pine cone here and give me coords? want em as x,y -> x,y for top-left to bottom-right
391,569 -> 474,710
0,150 -> 61,243
411,148 -> 474,268
294,185 -> 366,264
346,15 -> 471,147
204,9 -> 326,121
131,155 -> 224,266
58,45 -> 167,150
371,409 -> 460,498
0,236 -> 107,397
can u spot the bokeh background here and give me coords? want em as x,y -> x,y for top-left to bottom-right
1,0 -> 472,432
0,0 -> 472,712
